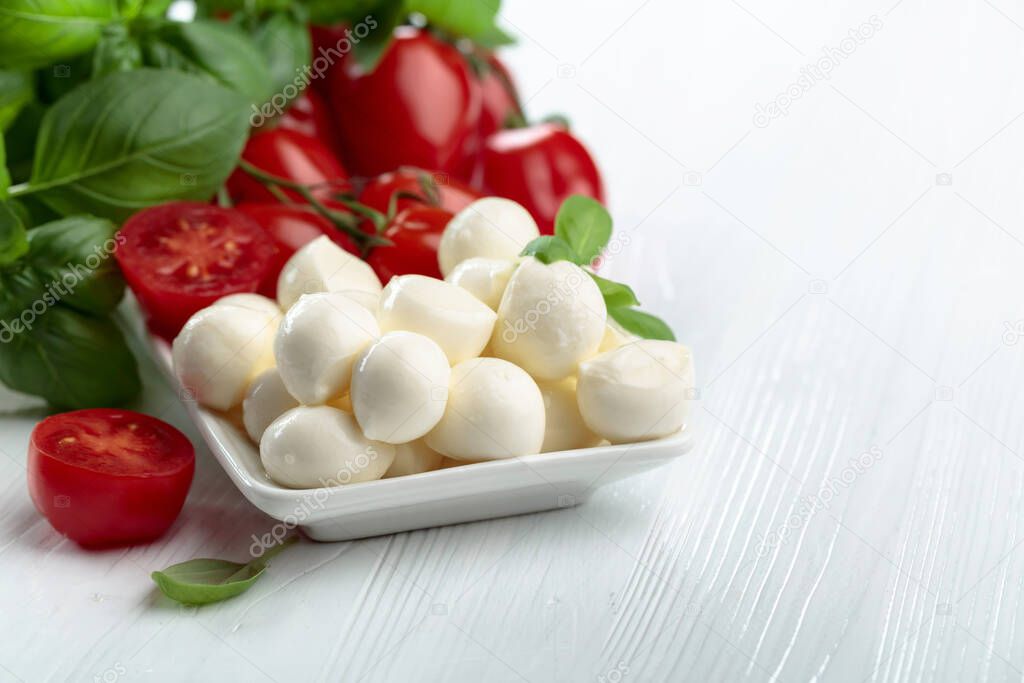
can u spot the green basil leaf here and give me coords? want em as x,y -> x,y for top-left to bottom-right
0,69 -> 32,132
152,536 -> 297,605
351,0 -> 405,72
3,101 -> 45,185
0,1 -> 118,69
37,53 -> 93,105
404,0 -> 506,41
20,69 -> 250,221
520,235 -> 580,265
298,0 -> 378,24
24,216 -> 123,314
0,305 -> 140,408
0,135 -> 8,199
554,194 -> 611,265
253,11 -> 312,99
473,23 -> 515,49
198,0 -> 293,14
589,272 -> 639,309
608,307 -> 676,341
91,23 -> 142,77
137,0 -> 174,17
0,202 -> 28,265
140,20 -> 274,105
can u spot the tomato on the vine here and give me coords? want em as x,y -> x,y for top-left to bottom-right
234,203 -> 359,296
273,90 -> 341,156
482,123 -> 604,234
116,202 -> 276,339
28,409 -> 195,548
365,205 -> 453,282
359,168 -> 482,215
328,27 -> 481,178
226,128 -> 350,203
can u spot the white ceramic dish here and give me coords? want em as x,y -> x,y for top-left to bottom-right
150,337 -> 695,541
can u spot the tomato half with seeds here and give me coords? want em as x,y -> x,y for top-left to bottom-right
226,128 -> 350,203
482,123 -> 604,234
366,205 -> 453,282
359,167 -> 482,215
28,409 -> 195,548
116,202 -> 277,339
234,202 -> 359,296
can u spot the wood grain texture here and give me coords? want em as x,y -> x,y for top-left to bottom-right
3,0 -> 1024,680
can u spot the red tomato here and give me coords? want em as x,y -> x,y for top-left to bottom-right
234,203 -> 359,296
226,128 -> 350,203
274,90 -> 341,155
366,205 -> 453,282
482,123 -> 605,234
359,168 -> 482,215
309,24 -> 351,97
477,54 -> 521,139
328,27 -> 481,178
28,409 -> 195,548
116,202 -> 277,339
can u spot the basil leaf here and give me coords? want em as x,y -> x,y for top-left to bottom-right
0,202 -> 28,265
404,0 -> 506,41
554,195 -> 611,265
24,216 -> 123,315
198,0 -> 292,14
589,272 -> 639,309
0,135 -> 8,199
299,0 -> 379,24
253,11 -> 312,98
140,20 -> 274,105
0,305 -> 140,408
520,235 -> 580,265
351,0 -> 405,72
92,23 -> 142,77
0,1 -> 118,69
152,536 -> 297,605
3,101 -> 45,185
608,307 -> 676,341
20,69 -> 250,221
0,69 -> 32,132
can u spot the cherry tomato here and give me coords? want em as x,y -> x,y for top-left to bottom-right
482,123 -> 605,234
116,202 -> 276,339
309,24 -> 351,97
226,128 -> 350,203
477,54 -> 521,139
359,167 -> 482,215
234,203 -> 359,296
28,409 -> 195,548
273,90 -> 341,156
366,205 -> 453,282
328,27 -> 481,178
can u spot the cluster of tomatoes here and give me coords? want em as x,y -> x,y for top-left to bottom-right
116,25 -> 604,340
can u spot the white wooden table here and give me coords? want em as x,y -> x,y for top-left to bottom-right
4,0 -> 1024,680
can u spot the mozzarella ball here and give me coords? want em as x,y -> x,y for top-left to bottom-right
599,322 -> 636,352
351,332 -> 451,443
438,198 -> 539,276
215,293 -> 281,317
274,292 -> 380,405
243,368 -> 299,443
491,258 -> 606,380
378,275 -> 496,364
538,378 -> 602,453
445,257 -> 517,309
384,439 -> 444,478
425,358 -> 545,461
337,288 -> 380,315
260,406 -> 395,488
577,341 -> 694,444
172,305 -> 277,411
276,235 -> 382,310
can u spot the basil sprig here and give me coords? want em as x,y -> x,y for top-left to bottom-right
520,195 -> 676,341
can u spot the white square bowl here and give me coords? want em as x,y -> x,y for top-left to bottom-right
150,338 -> 695,541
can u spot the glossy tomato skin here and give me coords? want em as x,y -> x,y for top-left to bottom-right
226,128 -> 350,203
273,90 -> 342,155
482,123 -> 605,234
234,203 -> 359,296
477,54 -> 520,139
328,27 -> 482,178
366,205 -> 453,283
359,168 -> 482,215
28,409 -> 195,548
116,202 -> 277,339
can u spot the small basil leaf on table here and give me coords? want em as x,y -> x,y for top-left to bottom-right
253,11 -> 312,98
152,536 -> 298,605
608,306 -> 676,342
520,235 -> 581,265
0,202 -> 28,265
554,194 -> 612,265
589,272 -> 640,309
0,304 -> 140,408
0,69 -> 32,133
24,216 -> 124,315
15,69 -> 250,221
0,1 -> 118,69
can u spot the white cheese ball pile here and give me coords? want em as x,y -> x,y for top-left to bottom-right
171,199 -> 694,490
